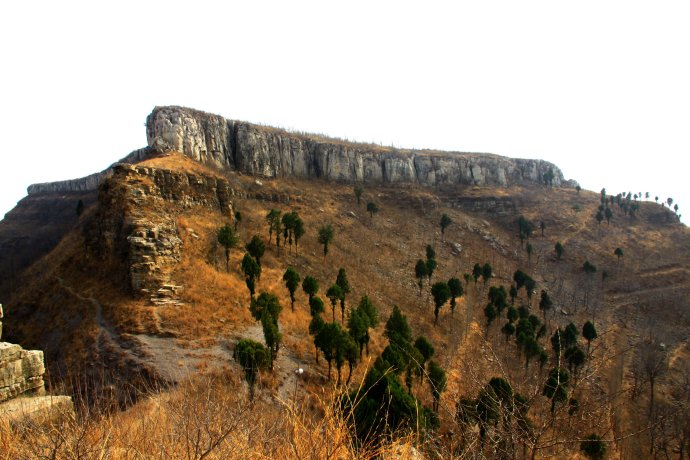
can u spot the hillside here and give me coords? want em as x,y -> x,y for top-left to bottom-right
1,109 -> 688,458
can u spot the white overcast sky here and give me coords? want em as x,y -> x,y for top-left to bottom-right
1,1 -> 688,221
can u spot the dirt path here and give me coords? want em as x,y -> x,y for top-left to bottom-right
57,277 -> 229,384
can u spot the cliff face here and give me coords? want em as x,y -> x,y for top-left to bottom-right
146,106 -> 566,187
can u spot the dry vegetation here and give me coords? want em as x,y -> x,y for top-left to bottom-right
3,153 -> 689,458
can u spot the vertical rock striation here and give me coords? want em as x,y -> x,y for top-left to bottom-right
146,105 -> 567,188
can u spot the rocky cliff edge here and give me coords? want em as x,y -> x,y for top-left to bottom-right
146,105 -> 567,188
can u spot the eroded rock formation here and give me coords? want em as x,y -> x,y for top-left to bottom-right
146,106 -> 566,187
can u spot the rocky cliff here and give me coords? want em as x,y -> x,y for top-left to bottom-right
27,147 -> 152,195
147,106 -> 566,187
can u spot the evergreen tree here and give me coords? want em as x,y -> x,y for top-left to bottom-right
427,361 -> 446,412
326,284 -> 343,322
241,253 -> 261,298
543,367 -> 570,413
473,263 -> 483,285
261,312 -> 281,370
580,434 -> 607,460
384,306 -> 412,345
245,235 -> 265,267
538,290 -> 553,321
366,201 -> 379,220
414,260 -> 428,295
348,308 -> 370,359
302,275 -> 319,301
234,210 -> 242,230
582,321 -> 597,354
309,296 -> 325,317
440,214 -> 452,242
447,278 -> 463,314
431,281 -> 451,325
217,224 -> 239,272
413,336 -> 435,382
318,224 -> 334,258
249,292 -> 282,323
555,241 -> 564,260
282,267 -> 301,311
336,268 -> 351,321
481,263 -> 492,285
354,183 -> 363,205
234,339 -> 269,400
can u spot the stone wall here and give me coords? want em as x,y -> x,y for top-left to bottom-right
146,106 -> 567,188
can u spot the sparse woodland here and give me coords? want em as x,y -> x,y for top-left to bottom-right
1,153 -> 689,459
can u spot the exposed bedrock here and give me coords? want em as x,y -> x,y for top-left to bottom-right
146,105 -> 566,188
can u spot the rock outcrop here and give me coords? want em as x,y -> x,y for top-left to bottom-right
0,341 -> 74,424
146,106 -> 567,188
95,163 -> 243,301
27,147 -> 151,195
0,342 -> 45,402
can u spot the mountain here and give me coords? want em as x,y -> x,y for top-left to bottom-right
0,106 -> 687,458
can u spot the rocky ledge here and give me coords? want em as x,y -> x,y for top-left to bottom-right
147,106 -> 567,188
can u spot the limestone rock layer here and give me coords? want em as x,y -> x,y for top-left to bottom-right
146,106 -> 565,188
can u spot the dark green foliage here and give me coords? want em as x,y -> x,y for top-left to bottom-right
427,361 -> 446,412
292,215 -> 305,255
576,185 -> 581,194
543,367 -> 570,413
583,260 -> 597,274
357,295 -> 379,329
336,268 -> 351,321
473,263 -> 482,284
481,263 -> 492,284
265,209 -> 281,249
583,321 -> 597,353
234,339 -> 269,400
217,224 -> 239,272
366,201 -> 379,219
614,247 -> 623,260
517,306 -> 530,319
425,258 -> 437,284
347,308 -> 370,359
580,434 -> 607,459
282,267 -> 300,311
509,285 -> 518,305
431,281 -> 451,325
523,336 -> 543,369
309,296 -> 325,317
487,285 -> 508,314
249,292 -> 282,323
564,322 -> 579,348
414,336 -> 435,378
234,210 -> 241,230
501,321 -> 515,342
463,273 -> 472,286
605,207 -> 613,224
414,260 -> 428,295
381,344 -> 406,374
595,209 -> 604,226
565,346 -> 586,374
517,215 -> 534,245
241,253 -> 261,298
484,304 -> 497,328
447,278 -> 463,314
551,328 -> 563,358
260,312 -> 281,370
538,290 -> 552,319
302,276 -> 319,301
506,306 -> 519,323
426,244 -> 436,261
281,211 -> 301,254
326,284 -> 343,322
440,214 -> 452,241
309,314 -> 325,363
317,224 -> 334,257
345,365 -> 437,444
555,241 -> 564,260
354,183 -> 363,205
245,235 -> 265,267
385,306 -> 412,345
524,277 -> 536,300
315,322 -> 344,380
513,270 -> 529,290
